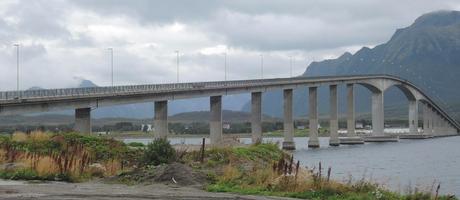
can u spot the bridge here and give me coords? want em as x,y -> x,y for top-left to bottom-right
0,74 -> 458,149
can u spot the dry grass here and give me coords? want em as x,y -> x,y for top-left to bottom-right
34,156 -> 59,176
1,131 -> 127,179
11,131 -> 28,142
221,165 -> 241,182
0,149 -> 6,164
29,131 -> 50,142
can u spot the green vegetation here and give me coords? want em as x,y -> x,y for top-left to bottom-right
0,131 -> 141,182
198,143 -> 456,200
127,142 -> 145,147
264,127 -> 330,137
0,132 -> 456,199
142,138 -> 176,166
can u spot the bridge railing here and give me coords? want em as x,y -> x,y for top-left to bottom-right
0,78 -> 299,101
0,74 -> 435,102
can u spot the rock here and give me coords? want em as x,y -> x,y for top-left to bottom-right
88,163 -> 106,177
0,163 -> 26,172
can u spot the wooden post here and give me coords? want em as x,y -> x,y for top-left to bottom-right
295,160 -> 300,180
200,138 -> 205,163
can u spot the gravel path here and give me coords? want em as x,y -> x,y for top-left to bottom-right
0,180 -> 295,200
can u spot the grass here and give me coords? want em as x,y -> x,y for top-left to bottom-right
0,131 -> 140,182
200,143 -> 457,200
1,132 -> 456,199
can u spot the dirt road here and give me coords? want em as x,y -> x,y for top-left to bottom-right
0,180 -> 294,200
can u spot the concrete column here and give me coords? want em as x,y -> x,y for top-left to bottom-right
154,101 -> 168,139
251,92 -> 262,144
210,96 -> 223,144
346,84 -> 356,137
75,108 -> 91,134
408,100 -> 419,135
423,104 -> 432,135
329,85 -> 339,146
282,89 -> 295,150
429,108 -> 435,136
371,91 -> 384,136
433,113 -> 439,136
442,120 -> 447,136
308,87 -> 320,148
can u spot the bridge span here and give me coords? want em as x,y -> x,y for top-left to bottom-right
0,75 -> 458,149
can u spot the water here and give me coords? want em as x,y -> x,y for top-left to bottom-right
124,136 -> 460,195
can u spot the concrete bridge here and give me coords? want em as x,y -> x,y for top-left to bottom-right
0,74 -> 458,149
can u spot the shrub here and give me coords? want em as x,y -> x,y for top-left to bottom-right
142,138 -> 176,166
128,142 -> 145,148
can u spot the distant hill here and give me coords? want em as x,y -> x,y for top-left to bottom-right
243,10 -> 460,121
0,110 -> 278,128
169,110 -> 278,123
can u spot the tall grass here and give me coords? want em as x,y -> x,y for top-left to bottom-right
0,131 -> 138,181
205,144 -> 458,200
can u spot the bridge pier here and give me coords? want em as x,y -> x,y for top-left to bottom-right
428,106 -> 435,136
400,100 -> 431,139
308,87 -> 320,148
365,91 -> 398,142
251,92 -> 262,144
75,108 -> 91,134
210,96 -> 223,144
341,83 -> 364,144
371,91 -> 384,136
154,101 -> 168,139
408,100 -> 419,135
328,85 -> 339,146
282,89 -> 295,150
433,113 -> 440,137
429,107 -> 435,136
422,104 -> 431,135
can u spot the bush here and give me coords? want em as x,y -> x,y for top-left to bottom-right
128,142 -> 145,147
142,138 -> 176,166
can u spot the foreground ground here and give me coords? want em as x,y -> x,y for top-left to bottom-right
0,180 -> 295,200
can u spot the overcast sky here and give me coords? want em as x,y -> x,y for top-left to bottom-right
0,0 -> 459,91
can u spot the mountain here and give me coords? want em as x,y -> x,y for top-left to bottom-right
243,10 -> 460,121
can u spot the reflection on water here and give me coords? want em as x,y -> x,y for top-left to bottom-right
124,136 -> 460,195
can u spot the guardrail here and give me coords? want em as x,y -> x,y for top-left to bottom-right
0,74 -> 386,101
0,77 -> 302,101
0,74 -> 458,129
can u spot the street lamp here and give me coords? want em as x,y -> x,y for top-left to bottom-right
224,52 -> 227,81
108,48 -> 113,87
260,54 -> 264,79
175,50 -> 179,83
13,44 -> 19,93
289,56 -> 293,78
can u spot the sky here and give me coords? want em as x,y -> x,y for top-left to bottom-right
0,0 -> 459,91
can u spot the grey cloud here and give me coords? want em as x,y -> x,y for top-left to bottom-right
5,0 -> 70,39
70,0 -> 460,51
71,0 -> 222,24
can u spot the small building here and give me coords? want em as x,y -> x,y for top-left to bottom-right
223,123 -> 231,130
141,124 -> 153,132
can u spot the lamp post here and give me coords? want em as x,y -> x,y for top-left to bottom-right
224,52 -> 227,81
14,44 -> 19,93
260,54 -> 264,79
108,48 -> 113,87
289,56 -> 293,78
175,50 -> 179,83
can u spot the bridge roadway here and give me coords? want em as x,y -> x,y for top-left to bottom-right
0,75 -> 458,149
